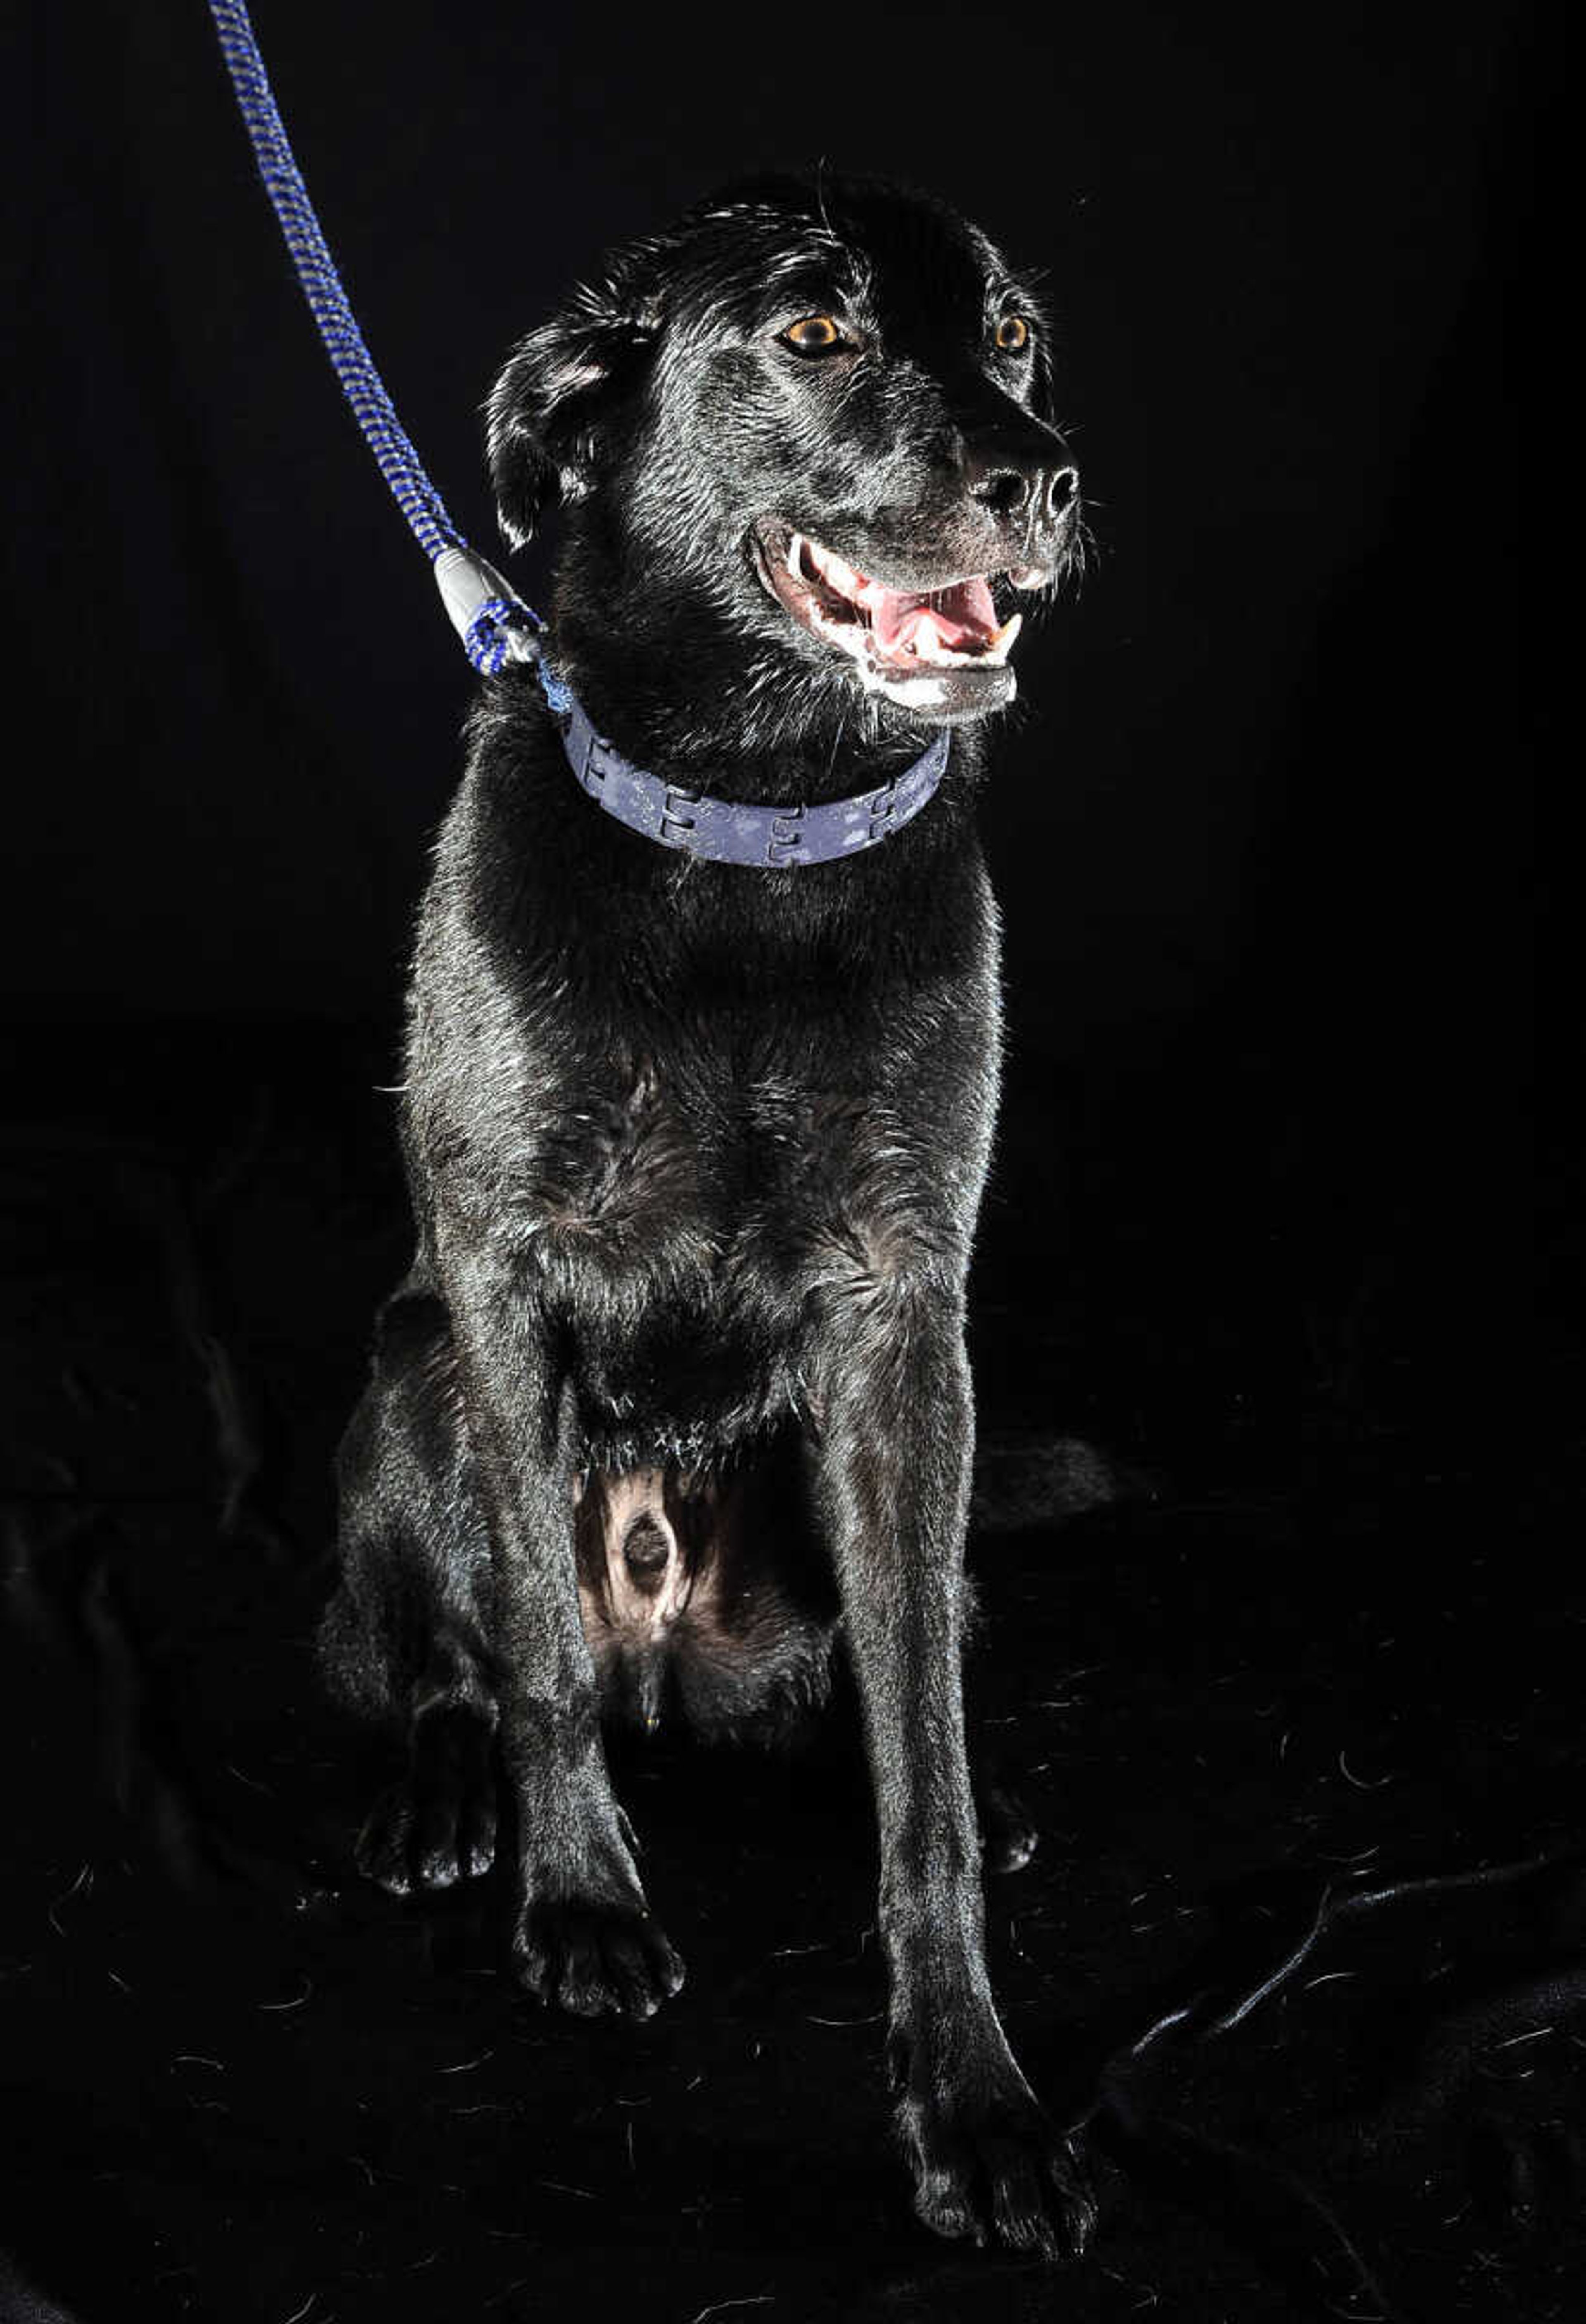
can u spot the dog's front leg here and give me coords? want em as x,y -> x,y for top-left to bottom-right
439,1232 -> 685,2021
809,1272 -> 1093,2258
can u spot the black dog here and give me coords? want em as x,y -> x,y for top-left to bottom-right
320,171 -> 1090,2258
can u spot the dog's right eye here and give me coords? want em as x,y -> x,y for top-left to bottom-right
779,315 -> 852,355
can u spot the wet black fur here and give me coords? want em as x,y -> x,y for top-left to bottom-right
319,171 -> 1094,2259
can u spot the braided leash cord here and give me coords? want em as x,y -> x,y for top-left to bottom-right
207,0 -> 541,674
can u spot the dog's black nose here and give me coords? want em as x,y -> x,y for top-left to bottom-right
966,432 -> 1077,528
975,455 -> 1087,525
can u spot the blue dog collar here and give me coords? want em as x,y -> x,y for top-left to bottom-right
538,661 -> 951,870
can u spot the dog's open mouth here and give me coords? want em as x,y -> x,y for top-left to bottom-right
749,518 -> 1045,714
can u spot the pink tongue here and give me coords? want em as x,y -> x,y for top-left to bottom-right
869,576 -> 998,657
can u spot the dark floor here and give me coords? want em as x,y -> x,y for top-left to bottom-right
0,1025 -> 1577,2324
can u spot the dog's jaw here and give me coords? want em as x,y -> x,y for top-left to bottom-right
747,517 -> 1048,723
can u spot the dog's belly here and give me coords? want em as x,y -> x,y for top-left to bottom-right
564,1281 -> 806,1471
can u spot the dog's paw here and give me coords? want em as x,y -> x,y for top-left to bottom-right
908,2101 -> 1095,2260
511,1892 -> 686,2022
890,2027 -> 1097,2260
354,1708 -> 497,1895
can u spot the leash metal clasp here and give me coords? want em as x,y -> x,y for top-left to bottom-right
433,546 -> 542,666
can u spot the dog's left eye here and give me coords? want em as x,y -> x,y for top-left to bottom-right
994,314 -> 1031,353
779,314 -> 852,355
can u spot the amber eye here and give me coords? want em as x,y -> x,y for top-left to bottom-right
995,314 -> 1031,352
781,314 -> 847,353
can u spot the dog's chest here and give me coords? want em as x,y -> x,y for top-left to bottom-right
527,1055 -> 916,1281
514,1058 -> 871,1459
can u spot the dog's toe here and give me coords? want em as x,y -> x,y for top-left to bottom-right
913,2162 -> 986,2248
458,1792 -> 498,1881
987,2138 -> 1056,2253
354,1782 -> 419,1894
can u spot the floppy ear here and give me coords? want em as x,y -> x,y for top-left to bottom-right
486,251 -> 664,550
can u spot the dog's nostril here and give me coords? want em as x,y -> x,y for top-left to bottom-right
979,468 -> 1031,518
1047,466 -> 1079,515
980,469 -> 1031,516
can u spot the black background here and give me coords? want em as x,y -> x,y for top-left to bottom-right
5,2 -> 1533,1445
2,7 -> 1557,2323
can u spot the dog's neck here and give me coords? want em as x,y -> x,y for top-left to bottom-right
537,558 -> 987,810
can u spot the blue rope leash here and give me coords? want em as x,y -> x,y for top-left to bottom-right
207,0 -> 542,677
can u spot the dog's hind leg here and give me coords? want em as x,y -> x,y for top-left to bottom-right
319,1270 -> 500,1893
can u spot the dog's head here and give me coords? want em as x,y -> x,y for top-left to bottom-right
487,173 -> 1081,732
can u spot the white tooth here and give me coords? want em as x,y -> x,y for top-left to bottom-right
910,612 -> 945,663
788,531 -> 806,577
991,612 -> 1023,656
810,540 -> 860,598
